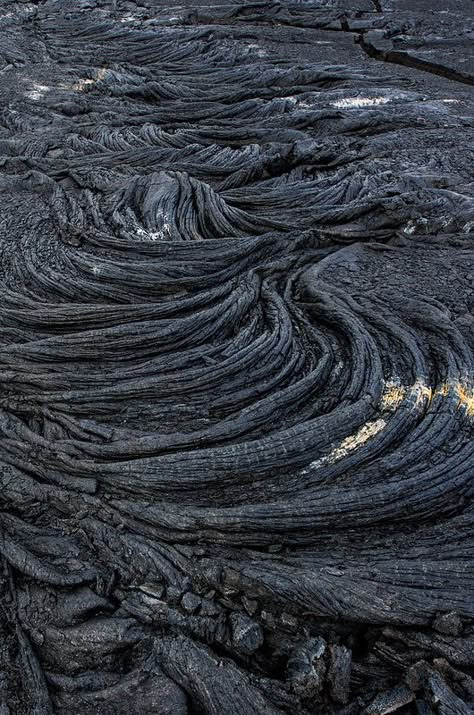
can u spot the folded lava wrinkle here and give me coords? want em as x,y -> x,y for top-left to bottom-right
0,1 -> 472,713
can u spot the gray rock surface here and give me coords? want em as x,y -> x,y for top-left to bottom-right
0,1 -> 472,713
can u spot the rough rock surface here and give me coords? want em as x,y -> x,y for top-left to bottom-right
0,1 -> 472,713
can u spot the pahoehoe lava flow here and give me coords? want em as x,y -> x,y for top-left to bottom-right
0,1 -> 473,713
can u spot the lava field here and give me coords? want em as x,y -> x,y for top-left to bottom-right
0,1 -> 473,713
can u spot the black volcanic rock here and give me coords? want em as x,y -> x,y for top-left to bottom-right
0,1 -> 472,713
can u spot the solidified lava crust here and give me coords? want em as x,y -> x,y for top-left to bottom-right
0,1 -> 473,713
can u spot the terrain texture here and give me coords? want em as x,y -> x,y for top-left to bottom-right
0,1 -> 473,713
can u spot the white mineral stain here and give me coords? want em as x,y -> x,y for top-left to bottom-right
454,383 -> 474,417
73,68 -> 107,92
300,375 -> 473,477
247,43 -> 267,57
26,83 -> 49,101
332,96 -> 391,109
301,418 -> 386,474
384,378 -> 474,417
329,419 -> 387,461
137,226 -> 172,241
380,381 -> 406,411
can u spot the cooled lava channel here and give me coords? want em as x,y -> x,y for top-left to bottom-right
0,1 -> 472,713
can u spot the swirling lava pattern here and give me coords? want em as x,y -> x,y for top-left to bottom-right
0,1 -> 473,714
